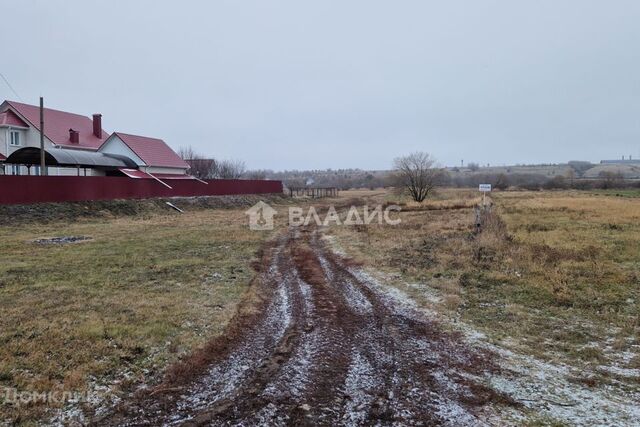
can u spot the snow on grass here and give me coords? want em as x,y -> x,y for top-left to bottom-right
170,253 -> 294,420
349,264 -> 640,426
342,279 -> 373,315
342,350 -> 380,425
262,327 -> 321,401
435,398 -> 485,427
314,250 -> 372,315
406,282 -> 444,304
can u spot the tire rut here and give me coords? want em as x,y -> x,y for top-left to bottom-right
101,227 -> 514,426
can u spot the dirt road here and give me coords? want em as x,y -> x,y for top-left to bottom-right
104,228 -> 511,426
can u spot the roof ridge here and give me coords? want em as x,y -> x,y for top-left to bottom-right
113,131 -> 163,140
6,100 -> 96,119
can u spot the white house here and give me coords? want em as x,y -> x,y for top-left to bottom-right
0,100 -> 188,176
99,132 -> 188,175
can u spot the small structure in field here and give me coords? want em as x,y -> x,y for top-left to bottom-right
288,187 -> 338,198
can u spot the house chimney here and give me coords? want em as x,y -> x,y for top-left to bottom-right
92,114 -> 102,138
69,128 -> 80,144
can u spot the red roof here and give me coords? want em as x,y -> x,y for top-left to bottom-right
118,168 -> 151,179
0,109 -> 29,128
0,153 -> 6,161
4,100 -> 109,150
111,132 -> 189,169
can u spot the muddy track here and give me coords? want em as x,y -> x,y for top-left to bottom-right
102,228 -> 512,426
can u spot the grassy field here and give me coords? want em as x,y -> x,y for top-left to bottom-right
0,202 -> 280,423
1,189 -> 638,424
328,189 -> 640,384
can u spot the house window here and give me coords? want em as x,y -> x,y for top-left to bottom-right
11,164 -> 20,175
9,131 -> 21,146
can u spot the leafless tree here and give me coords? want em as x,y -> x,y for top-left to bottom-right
177,146 -> 197,161
494,173 -> 509,190
214,159 -> 246,179
598,171 -> 624,189
191,159 -> 218,179
468,162 -> 480,172
244,169 -> 270,180
178,146 -> 218,179
393,152 -> 445,202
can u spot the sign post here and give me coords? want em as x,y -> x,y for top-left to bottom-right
479,184 -> 491,206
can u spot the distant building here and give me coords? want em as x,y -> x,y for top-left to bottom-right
600,157 -> 639,165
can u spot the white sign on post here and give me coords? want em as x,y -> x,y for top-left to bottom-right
479,184 -> 491,207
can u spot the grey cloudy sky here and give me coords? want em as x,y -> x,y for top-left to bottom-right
1,1 -> 639,170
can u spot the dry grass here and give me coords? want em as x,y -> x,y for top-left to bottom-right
328,189 -> 640,379
0,205 -> 279,424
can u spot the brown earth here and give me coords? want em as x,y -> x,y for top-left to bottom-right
97,227 -> 515,426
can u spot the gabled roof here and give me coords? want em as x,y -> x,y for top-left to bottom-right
109,132 -> 189,169
2,100 -> 109,150
0,109 -> 29,128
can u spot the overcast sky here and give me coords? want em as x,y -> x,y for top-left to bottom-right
1,1 -> 639,170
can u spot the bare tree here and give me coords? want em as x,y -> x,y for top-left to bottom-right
598,171 -> 624,189
190,158 -> 217,179
393,152 -> 444,202
468,162 -> 480,172
494,173 -> 509,190
178,146 -> 218,179
177,146 -> 196,161
215,159 -> 246,179
244,169 -> 270,180
565,169 -> 576,187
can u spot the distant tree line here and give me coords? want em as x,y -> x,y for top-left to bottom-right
444,170 -> 639,190
178,146 -> 639,191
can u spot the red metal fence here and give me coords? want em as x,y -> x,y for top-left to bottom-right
0,176 -> 283,205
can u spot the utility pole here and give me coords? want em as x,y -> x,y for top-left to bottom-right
39,97 -> 46,175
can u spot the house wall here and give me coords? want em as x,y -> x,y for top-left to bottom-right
0,127 -> 5,157
0,122 -> 56,154
1,127 -> 37,159
144,166 -> 189,175
49,167 -> 106,177
1,107 -> 69,176
1,164 -> 105,176
99,136 -> 145,165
